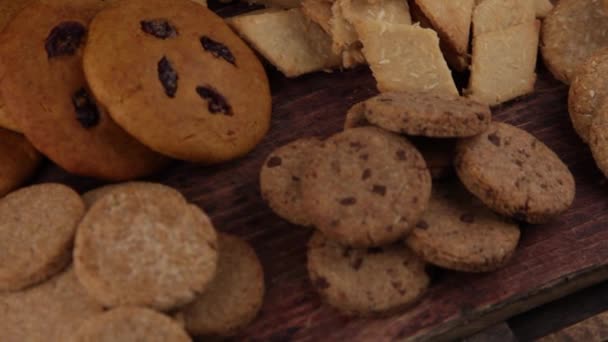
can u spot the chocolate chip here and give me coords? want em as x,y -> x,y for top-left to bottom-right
487,133 -> 501,147
200,36 -> 236,65
314,277 -> 330,290
391,281 -> 406,295
359,154 -> 369,161
372,185 -> 386,196
378,97 -> 393,103
416,220 -> 429,229
158,56 -> 178,98
362,169 -> 372,180
291,176 -> 300,182
71,88 -> 100,128
339,197 -> 357,206
350,141 -> 363,150
266,156 -> 282,167
514,160 -> 524,167
140,19 -> 178,39
367,247 -> 383,254
45,21 -> 86,58
351,257 -> 363,270
396,150 -> 407,160
460,213 -> 475,223
196,86 -> 233,116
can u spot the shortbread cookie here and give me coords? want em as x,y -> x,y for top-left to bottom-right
361,92 -> 491,137
302,127 -> 432,247
0,128 -> 42,197
343,102 -> 369,129
71,307 -> 190,342
568,48 -> 608,143
179,234 -> 264,337
406,183 -> 521,272
534,0 -> 553,18
307,232 -> 429,316
229,8 -> 341,77
329,0 -> 358,55
588,103 -> 608,179
0,268 -> 104,342
472,0 -> 535,37
260,137 -> 321,226
0,0 -> 169,180
542,0 -> 608,84
74,184 -> 218,310
0,184 -> 84,291
455,122 -> 575,223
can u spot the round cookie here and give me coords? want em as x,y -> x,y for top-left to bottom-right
0,0 -> 169,180
589,102 -> 608,179
411,137 -> 455,180
260,137 -> 321,226
343,102 -> 370,129
0,128 -> 42,197
74,183 -> 218,311
307,232 -> 429,316
361,92 -> 491,138
568,47 -> 608,143
71,307 -> 190,342
83,0 -> 271,163
541,0 -> 608,84
0,183 -> 84,291
406,183 -> 521,272
301,127 -> 432,247
454,122 -> 575,224
178,234 -> 265,337
0,268 -> 104,342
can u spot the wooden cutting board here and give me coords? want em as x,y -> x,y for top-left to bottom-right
35,63 -> 608,341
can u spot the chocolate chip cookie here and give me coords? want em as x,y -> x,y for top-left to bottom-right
302,127 -> 432,247
83,0 -> 271,163
0,128 -> 42,197
455,122 -> 575,223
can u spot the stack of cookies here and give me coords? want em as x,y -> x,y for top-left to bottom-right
260,91 -> 575,316
0,182 -> 265,340
0,0 -> 271,193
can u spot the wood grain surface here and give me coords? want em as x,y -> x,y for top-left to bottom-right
30,60 -> 608,341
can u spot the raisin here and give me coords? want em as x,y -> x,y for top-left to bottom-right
158,56 -> 178,98
200,36 -> 236,65
196,86 -> 233,115
45,22 -> 86,59
72,88 -> 100,128
141,19 -> 178,39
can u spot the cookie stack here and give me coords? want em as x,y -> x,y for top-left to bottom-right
261,91 -> 575,316
0,0 -> 271,189
0,182 -> 265,340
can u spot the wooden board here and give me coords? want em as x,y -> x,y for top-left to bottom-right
33,64 -> 608,340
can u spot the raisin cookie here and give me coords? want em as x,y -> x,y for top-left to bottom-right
70,307 -> 191,342
406,183 -> 521,272
0,128 -> 42,197
307,232 -> 429,316
0,0 -> 169,180
455,122 -> 575,224
260,137 -> 321,226
83,0 -> 271,163
362,92 -> 491,138
178,234 -> 265,337
302,127 -> 432,247
0,184 -> 84,291
74,183 -> 217,311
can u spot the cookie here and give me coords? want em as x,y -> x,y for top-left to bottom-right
455,122 -> 575,224
588,102 -> 608,179
568,48 -> 608,143
302,127 -> 432,247
343,102 -> 369,129
71,307 -> 190,342
74,183 -> 217,310
0,183 -> 84,291
406,183 -> 521,272
301,0 -> 333,34
361,92 -> 491,137
0,267 -> 104,341
411,137 -> 455,180
307,232 -> 429,316
534,0 -> 553,18
0,128 -> 42,197
541,0 -> 608,84
81,181 -> 179,208
260,137 -> 322,226
0,0 -> 169,180
472,0 -> 535,37
178,234 -> 265,337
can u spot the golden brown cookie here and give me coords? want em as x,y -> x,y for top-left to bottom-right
71,307 -> 191,342
406,183 -> 521,272
0,0 -> 169,180
0,183 -> 84,291
0,128 -> 42,197
84,0 -> 271,163
178,234 -> 265,337
302,127 -> 432,247
74,183 -> 218,311
307,232 -> 429,316
455,122 -> 575,224
260,137 -> 321,226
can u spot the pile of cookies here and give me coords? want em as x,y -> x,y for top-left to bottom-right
261,91 -> 575,316
0,182 -> 264,340
0,0 -> 271,194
